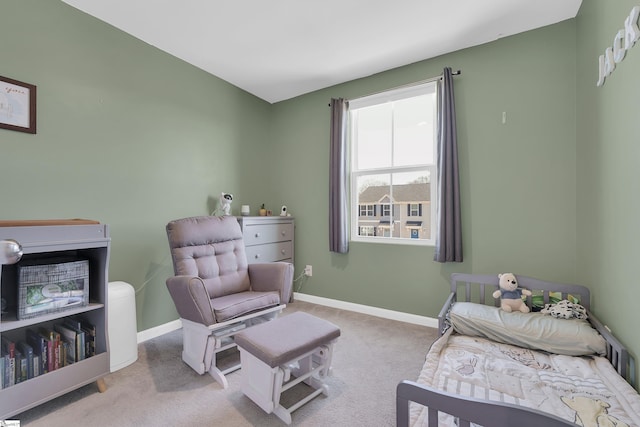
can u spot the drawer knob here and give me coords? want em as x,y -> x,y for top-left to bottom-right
281,249 -> 286,254
255,233 -> 260,238
255,254 -> 260,259
281,231 -> 286,236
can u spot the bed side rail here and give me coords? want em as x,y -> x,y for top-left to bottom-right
437,292 -> 456,335
396,380 -> 577,427
588,312 -> 634,387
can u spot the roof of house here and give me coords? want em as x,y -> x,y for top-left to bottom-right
358,183 -> 430,204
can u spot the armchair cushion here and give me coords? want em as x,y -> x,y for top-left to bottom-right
167,216 -> 251,298
211,291 -> 280,323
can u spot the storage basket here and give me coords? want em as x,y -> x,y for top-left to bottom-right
17,258 -> 89,320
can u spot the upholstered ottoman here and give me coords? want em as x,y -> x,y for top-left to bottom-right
235,312 -> 341,424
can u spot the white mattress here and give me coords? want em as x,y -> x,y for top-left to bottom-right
411,329 -> 640,426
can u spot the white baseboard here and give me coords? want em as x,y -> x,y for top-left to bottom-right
136,295 -> 438,343
137,319 -> 182,343
293,292 -> 438,329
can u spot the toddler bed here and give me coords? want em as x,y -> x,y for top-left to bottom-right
396,273 -> 640,427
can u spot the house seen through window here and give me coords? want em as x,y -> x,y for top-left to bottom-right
349,81 -> 437,245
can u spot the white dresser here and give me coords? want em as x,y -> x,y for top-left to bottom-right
237,216 -> 294,264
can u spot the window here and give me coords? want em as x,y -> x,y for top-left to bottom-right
350,82 -> 437,245
408,203 -> 421,217
359,226 -> 376,236
359,204 -> 375,217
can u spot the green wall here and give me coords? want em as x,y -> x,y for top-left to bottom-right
5,1 -> 635,383
0,0 -> 272,331
0,1 -> 579,330
576,0 -> 640,385
271,21 -> 578,318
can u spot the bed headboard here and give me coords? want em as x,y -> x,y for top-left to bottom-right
449,273 -> 590,308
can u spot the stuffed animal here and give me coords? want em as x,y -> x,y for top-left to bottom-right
492,273 -> 532,313
541,300 -> 588,320
219,192 -> 233,216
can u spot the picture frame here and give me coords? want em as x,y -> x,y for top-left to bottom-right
0,75 -> 37,134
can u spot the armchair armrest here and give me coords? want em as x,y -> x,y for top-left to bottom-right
166,275 -> 215,326
248,262 -> 294,303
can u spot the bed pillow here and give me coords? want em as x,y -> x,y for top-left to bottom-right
449,302 -> 607,356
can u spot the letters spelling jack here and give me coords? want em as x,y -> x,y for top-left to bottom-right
597,6 -> 640,87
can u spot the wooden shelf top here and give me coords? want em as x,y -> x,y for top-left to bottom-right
0,219 -> 100,227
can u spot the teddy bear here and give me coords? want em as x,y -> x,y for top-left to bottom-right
492,273 -> 532,313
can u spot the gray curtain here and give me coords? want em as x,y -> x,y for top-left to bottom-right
329,98 -> 349,253
433,68 -> 463,262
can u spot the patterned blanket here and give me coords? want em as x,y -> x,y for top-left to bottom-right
411,329 -> 640,426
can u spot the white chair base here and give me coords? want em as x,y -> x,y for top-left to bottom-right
180,305 -> 283,388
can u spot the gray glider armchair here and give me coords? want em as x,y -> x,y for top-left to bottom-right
165,215 -> 293,388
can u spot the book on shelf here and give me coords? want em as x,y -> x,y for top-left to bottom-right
1,350 -> 15,388
1,336 -> 15,358
60,340 -> 72,366
55,324 -> 81,364
1,336 -> 16,387
1,351 -> 10,388
26,329 -> 48,375
39,328 -> 61,372
15,349 -> 27,383
16,341 -> 34,380
61,318 -> 86,361
75,316 -> 96,358
33,354 -> 40,377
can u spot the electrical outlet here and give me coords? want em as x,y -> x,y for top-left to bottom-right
304,265 -> 313,277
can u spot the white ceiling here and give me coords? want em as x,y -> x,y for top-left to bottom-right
61,0 -> 582,104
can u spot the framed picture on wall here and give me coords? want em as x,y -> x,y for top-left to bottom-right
0,75 -> 37,134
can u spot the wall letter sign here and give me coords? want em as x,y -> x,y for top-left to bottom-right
597,6 -> 640,87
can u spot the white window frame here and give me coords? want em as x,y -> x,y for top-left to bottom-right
349,82 -> 438,246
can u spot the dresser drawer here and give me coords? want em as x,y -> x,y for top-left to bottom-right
242,223 -> 294,246
245,241 -> 293,263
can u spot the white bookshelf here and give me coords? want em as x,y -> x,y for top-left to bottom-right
0,222 -> 110,419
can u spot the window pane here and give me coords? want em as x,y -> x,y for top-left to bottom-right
355,171 -> 431,240
356,173 -> 389,238
356,174 -> 390,207
393,94 -> 435,166
354,104 -> 392,170
392,171 -> 431,240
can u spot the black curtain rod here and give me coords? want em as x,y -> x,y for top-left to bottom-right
329,69 -> 461,106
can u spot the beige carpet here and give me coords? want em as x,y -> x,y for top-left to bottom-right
16,301 -> 438,427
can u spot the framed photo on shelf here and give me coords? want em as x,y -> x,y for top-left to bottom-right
0,75 -> 37,134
